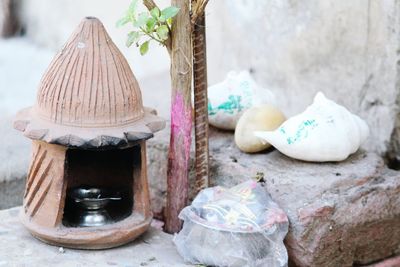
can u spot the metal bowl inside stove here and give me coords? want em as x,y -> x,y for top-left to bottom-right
67,187 -> 122,227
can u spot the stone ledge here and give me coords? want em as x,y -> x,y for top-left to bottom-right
147,126 -> 400,267
2,120 -> 400,266
366,255 -> 400,267
1,124 -> 399,266
0,207 -> 190,267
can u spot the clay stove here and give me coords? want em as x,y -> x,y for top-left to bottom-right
13,17 -> 165,249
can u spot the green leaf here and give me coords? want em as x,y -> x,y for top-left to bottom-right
146,17 -> 156,32
126,0 -> 138,22
156,25 -> 169,41
133,12 -> 148,28
150,7 -> 160,19
116,16 -> 130,27
140,41 -> 149,55
161,6 -> 180,20
166,17 -> 173,26
126,31 -> 140,47
128,0 -> 138,14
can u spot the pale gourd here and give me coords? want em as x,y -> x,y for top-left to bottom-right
235,105 -> 286,153
254,92 -> 369,162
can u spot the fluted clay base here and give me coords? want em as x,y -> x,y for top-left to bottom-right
21,140 -> 153,250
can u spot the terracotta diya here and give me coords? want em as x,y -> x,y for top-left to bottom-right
13,17 -> 165,249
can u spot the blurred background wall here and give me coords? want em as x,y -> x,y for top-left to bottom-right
207,0 -> 400,159
13,0 -> 400,157
17,0 -> 171,78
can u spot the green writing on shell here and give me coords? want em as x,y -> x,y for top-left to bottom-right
281,119 -> 318,145
208,95 -> 250,115
208,79 -> 253,116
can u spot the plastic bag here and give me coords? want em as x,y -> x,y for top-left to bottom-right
174,180 -> 289,267
207,71 -> 276,130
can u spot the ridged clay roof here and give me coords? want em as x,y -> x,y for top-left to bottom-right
14,17 -> 165,148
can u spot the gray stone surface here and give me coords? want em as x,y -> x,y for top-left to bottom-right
4,120 -> 399,266
0,177 -> 24,209
366,255 -> 400,267
147,126 -> 400,267
0,207 -> 190,267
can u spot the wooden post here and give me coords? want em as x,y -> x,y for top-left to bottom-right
142,0 -> 208,233
0,0 -> 18,37
164,0 -> 193,233
192,8 -> 209,193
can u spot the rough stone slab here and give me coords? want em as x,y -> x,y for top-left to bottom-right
0,207 -> 190,267
147,126 -> 400,267
366,255 -> 400,267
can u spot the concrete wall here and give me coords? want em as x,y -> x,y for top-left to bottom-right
15,0 -> 400,157
18,0 -> 170,79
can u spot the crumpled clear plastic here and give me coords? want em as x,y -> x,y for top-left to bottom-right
173,180 -> 289,267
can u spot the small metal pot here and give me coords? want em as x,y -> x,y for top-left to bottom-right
68,187 -> 122,227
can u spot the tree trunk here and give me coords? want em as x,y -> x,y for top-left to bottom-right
192,12 -> 209,193
164,0 -> 193,234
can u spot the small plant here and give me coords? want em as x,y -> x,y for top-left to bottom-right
117,0 -> 179,55
119,0 -> 209,233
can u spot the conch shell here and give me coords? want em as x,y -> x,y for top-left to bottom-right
208,71 -> 276,130
254,92 -> 369,162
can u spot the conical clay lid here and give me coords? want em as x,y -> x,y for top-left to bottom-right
14,17 -> 165,148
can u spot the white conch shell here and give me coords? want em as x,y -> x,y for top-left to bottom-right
208,71 -> 276,130
254,92 -> 369,162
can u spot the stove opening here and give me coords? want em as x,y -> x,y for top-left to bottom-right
62,145 -> 140,227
